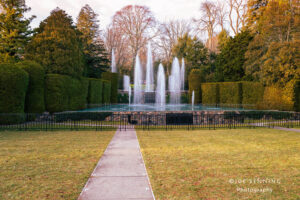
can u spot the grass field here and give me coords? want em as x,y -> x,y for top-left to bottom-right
138,129 -> 300,200
0,131 -> 114,200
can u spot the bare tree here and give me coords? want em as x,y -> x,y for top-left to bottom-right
194,1 -> 218,50
112,5 -> 157,65
156,20 -> 194,63
228,0 -> 248,35
103,24 -> 131,73
216,1 -> 228,31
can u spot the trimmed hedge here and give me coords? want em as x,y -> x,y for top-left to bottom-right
45,74 -> 88,113
0,63 -> 29,124
102,72 -> 118,103
188,69 -> 202,104
88,78 -> 103,105
294,80 -> 300,112
219,82 -> 242,105
69,78 -> 89,110
102,80 -> 111,104
261,86 -> 295,111
241,82 -> 264,108
45,74 -> 70,112
17,61 -> 45,113
201,83 -> 220,105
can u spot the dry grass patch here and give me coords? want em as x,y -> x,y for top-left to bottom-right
138,129 -> 300,200
0,131 -> 114,200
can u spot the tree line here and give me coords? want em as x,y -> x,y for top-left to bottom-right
0,0 -> 299,89
0,1 -> 108,78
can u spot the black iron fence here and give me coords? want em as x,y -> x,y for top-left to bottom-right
0,111 -> 299,131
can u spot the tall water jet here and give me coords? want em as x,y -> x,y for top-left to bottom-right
156,64 -> 166,106
123,75 -> 130,91
111,49 -> 117,73
181,58 -> 185,90
192,90 -> 195,108
145,43 -> 154,92
169,57 -> 181,104
133,55 -> 143,104
128,86 -> 132,105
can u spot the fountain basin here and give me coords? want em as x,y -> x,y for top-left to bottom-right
82,104 -> 247,112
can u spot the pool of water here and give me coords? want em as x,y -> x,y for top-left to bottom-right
81,104 -> 246,112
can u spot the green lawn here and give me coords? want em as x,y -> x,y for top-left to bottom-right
138,129 -> 300,200
0,131 -> 114,200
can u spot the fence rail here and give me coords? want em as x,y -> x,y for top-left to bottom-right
0,112 -> 299,131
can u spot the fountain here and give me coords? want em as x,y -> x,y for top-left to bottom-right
123,75 -> 130,91
155,64 -> 166,106
181,58 -> 185,90
111,49 -> 117,73
145,43 -> 154,92
128,86 -> 132,105
133,55 -> 143,104
169,58 -> 181,104
192,90 -> 195,110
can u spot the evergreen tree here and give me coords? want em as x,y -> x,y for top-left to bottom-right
216,30 -> 253,81
25,8 -> 84,77
217,30 -> 230,51
0,0 -> 34,63
77,4 -> 109,78
172,33 -> 209,75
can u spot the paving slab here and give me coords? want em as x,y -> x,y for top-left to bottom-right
78,129 -> 155,200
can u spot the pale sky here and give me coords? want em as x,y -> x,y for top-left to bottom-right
26,0 -> 205,29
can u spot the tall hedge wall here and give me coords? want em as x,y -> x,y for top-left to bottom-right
241,82 -> 264,108
45,74 -> 70,112
201,83 -> 220,105
0,63 -> 29,113
102,80 -> 111,104
69,78 -> 89,110
102,72 -> 118,103
45,74 -> 88,113
88,78 -> 103,104
294,80 -> 300,112
219,82 -> 242,105
188,69 -> 202,104
0,63 -> 29,124
17,61 -> 45,113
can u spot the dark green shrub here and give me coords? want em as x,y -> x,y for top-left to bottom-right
219,82 -> 242,105
17,61 -> 45,113
45,74 -> 88,113
241,82 -> 264,109
102,80 -> 111,104
188,69 -> 203,104
45,74 -> 70,113
0,63 -> 29,124
118,93 -> 129,103
88,78 -> 103,104
102,72 -> 118,103
181,93 -> 189,104
201,83 -> 220,105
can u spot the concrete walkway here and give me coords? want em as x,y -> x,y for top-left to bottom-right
78,129 -> 155,200
272,126 -> 300,133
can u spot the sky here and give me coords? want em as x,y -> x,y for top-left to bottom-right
26,0 -> 205,29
